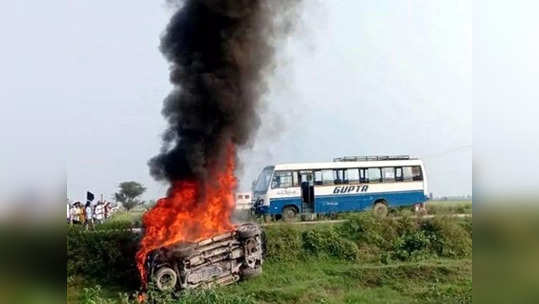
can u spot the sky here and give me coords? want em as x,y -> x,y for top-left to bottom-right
0,0 -> 472,203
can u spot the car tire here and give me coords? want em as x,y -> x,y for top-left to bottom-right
373,201 -> 388,217
282,206 -> 297,222
237,223 -> 261,239
154,267 -> 177,291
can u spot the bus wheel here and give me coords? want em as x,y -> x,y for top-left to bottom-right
282,206 -> 297,221
373,201 -> 388,217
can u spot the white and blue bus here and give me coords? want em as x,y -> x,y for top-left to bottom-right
252,155 -> 428,219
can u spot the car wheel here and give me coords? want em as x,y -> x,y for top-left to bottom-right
373,201 -> 388,217
154,267 -> 177,291
282,206 -> 297,221
237,223 -> 261,239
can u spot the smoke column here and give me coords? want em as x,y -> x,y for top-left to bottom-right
137,0 -> 302,286
149,0 -> 300,184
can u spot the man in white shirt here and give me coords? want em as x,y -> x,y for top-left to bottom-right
85,202 -> 94,230
94,202 -> 105,225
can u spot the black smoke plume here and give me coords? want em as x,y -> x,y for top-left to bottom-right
149,0 -> 300,183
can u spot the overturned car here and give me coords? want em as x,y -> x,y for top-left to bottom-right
145,223 -> 264,291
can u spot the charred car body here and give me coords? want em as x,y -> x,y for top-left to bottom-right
145,223 -> 264,291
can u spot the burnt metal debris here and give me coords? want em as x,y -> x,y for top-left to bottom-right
145,223 -> 264,291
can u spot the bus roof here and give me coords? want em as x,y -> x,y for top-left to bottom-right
273,159 -> 424,171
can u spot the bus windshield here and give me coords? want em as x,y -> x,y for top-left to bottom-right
253,166 -> 274,193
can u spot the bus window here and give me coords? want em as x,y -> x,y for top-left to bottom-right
395,167 -> 403,182
253,166 -> 274,193
271,171 -> 293,188
335,169 -> 345,184
359,168 -> 367,183
412,166 -> 423,181
299,170 -> 313,184
292,171 -> 299,187
367,168 -> 382,183
321,169 -> 335,185
345,168 -> 359,184
403,166 -> 423,181
382,167 -> 395,182
403,167 -> 413,181
314,171 -> 322,185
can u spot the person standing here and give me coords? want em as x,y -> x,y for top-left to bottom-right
84,201 -> 94,230
104,201 -> 111,219
71,202 -> 82,225
94,201 -> 105,225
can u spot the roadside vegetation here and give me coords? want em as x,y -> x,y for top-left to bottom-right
68,208 -> 472,304
425,200 -> 472,215
106,200 -> 472,227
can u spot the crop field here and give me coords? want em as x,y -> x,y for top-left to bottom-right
67,204 -> 472,304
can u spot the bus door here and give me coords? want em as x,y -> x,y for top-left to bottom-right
299,170 -> 315,213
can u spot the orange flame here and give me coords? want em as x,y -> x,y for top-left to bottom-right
136,144 -> 237,286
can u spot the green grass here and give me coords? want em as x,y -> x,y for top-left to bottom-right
426,200 -> 472,215
68,257 -> 471,304
68,213 -> 472,304
223,257 -> 471,304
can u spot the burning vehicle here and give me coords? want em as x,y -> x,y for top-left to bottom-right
145,223 -> 264,291
135,0 -> 301,293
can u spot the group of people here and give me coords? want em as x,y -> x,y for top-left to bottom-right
68,200 -> 114,228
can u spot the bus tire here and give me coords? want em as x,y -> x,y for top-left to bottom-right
373,201 -> 388,217
282,206 -> 298,221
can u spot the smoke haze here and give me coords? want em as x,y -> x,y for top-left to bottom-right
149,0 -> 301,185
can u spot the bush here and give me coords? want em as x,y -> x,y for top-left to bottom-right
95,220 -> 134,231
79,285 -> 116,304
67,226 -> 140,287
302,228 -> 359,261
264,225 -> 302,261
337,213 -> 397,250
391,230 -> 431,262
421,217 -> 472,258
176,290 -> 255,304
78,284 -> 254,304
335,212 -> 472,262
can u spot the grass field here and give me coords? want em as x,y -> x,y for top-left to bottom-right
68,258 -> 471,304
68,210 -> 472,304
219,257 -> 471,304
425,200 -> 472,215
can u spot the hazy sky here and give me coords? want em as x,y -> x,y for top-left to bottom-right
0,1 -> 471,203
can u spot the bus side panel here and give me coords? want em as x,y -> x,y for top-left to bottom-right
384,190 -> 426,208
268,197 -> 302,215
314,190 -> 426,214
314,194 -> 367,214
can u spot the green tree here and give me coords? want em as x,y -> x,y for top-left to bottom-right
114,181 -> 146,211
